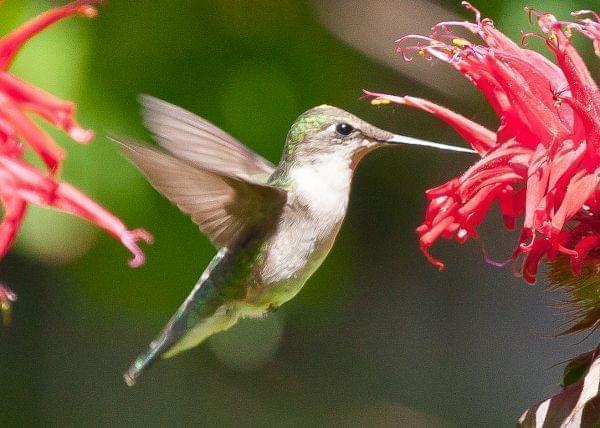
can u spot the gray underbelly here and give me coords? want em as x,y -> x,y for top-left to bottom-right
247,236 -> 337,309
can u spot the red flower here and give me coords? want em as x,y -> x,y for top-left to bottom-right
0,1 -> 152,313
366,3 -> 600,284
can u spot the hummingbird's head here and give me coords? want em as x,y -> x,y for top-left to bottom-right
282,105 -> 400,169
280,105 -> 475,170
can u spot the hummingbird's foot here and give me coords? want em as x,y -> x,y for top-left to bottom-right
0,284 -> 17,326
120,228 -> 154,268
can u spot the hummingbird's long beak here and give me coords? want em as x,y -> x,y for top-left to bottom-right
385,134 -> 478,154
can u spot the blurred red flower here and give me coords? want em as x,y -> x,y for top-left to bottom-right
366,3 -> 600,284
0,1 -> 151,314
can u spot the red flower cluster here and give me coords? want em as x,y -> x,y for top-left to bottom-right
367,3 -> 600,284
0,1 -> 151,314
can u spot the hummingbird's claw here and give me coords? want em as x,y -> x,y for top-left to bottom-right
120,228 -> 154,268
0,284 -> 17,326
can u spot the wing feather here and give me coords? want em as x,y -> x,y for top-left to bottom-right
116,139 -> 286,249
140,95 -> 275,181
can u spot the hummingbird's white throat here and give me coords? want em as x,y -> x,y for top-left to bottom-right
289,155 -> 352,220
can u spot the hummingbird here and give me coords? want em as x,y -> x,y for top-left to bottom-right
117,96 -> 475,385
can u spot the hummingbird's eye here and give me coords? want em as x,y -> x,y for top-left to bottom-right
335,122 -> 354,137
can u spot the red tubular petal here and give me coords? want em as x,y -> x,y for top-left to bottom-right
457,184 -> 502,228
551,170 -> 600,232
0,94 -> 64,172
419,244 -> 445,272
53,185 -> 154,266
460,171 -> 521,202
573,17 -> 600,56
419,216 -> 455,247
523,145 -> 550,229
430,199 -> 457,226
549,28 -> 600,156
120,229 -> 154,267
516,228 -> 535,254
0,195 -> 26,260
364,91 -> 495,154
494,52 -> 572,133
478,19 -> 522,52
547,140 -> 585,190
484,55 -> 567,145
522,238 -> 551,283
0,0 -> 101,70
464,68 -> 509,120
425,178 -> 460,199
48,182 -> 154,267
561,97 -> 600,161
458,143 -> 529,195
0,74 -> 93,143
551,31 -> 599,114
571,234 -> 600,274
0,156 -> 152,267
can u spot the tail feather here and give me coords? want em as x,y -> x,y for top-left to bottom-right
123,267 -> 230,386
124,302 -> 239,385
123,321 -> 182,386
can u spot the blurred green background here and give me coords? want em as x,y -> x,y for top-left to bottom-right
0,0 -> 597,426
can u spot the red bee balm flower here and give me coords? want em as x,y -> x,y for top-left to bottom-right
366,3 -> 600,285
0,1 -> 152,313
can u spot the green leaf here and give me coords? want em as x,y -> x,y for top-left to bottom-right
563,351 -> 594,387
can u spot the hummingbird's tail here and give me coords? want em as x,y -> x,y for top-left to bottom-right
123,264 -> 239,386
123,336 -> 166,387
124,302 -> 239,386
123,305 -> 238,386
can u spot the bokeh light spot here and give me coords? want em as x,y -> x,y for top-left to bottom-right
16,208 -> 97,265
208,311 -> 284,371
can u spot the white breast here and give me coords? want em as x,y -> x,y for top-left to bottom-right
256,155 -> 353,290
289,155 -> 352,220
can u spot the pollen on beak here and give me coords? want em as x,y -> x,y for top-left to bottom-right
386,134 -> 478,154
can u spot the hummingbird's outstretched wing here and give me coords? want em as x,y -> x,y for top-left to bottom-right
116,139 -> 286,248
140,95 -> 275,182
